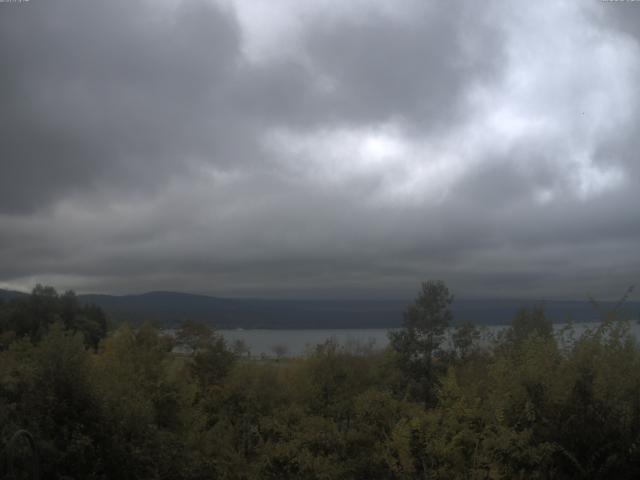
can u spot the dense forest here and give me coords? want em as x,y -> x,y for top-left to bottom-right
1,283 -> 640,479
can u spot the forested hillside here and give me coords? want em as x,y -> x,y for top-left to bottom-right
3,288 -> 636,329
1,283 -> 640,478
77,291 -> 640,328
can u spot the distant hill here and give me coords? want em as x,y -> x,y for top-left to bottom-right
77,291 -> 408,329
2,288 -> 637,329
75,291 -> 640,329
0,289 -> 28,300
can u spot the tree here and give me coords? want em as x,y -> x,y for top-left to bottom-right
175,321 -> 236,388
270,344 -> 288,361
231,339 -> 251,358
0,285 -> 107,349
176,319 -> 214,354
389,280 -> 454,406
504,306 -> 552,348
190,336 -> 236,388
451,321 -> 480,361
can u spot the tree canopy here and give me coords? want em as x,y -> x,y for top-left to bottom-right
389,280 -> 454,405
2,283 -> 640,479
0,285 -> 107,349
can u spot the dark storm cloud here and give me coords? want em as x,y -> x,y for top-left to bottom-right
0,0 -> 241,213
0,0 -> 638,300
598,0 -> 640,40
298,2 -> 503,132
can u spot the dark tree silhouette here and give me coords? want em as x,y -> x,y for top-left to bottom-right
389,280 -> 453,406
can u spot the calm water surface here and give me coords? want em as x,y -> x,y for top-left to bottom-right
219,321 -> 640,358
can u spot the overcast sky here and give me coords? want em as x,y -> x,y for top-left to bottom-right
1,0 -> 639,300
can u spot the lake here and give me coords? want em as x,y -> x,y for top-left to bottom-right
218,321 -> 640,358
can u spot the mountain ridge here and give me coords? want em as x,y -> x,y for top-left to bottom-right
3,288 -> 638,329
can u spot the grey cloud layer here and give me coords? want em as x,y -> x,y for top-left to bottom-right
0,0 -> 638,299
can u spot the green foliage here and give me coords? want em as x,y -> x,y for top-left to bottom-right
0,285 -> 107,349
0,324 -> 103,478
175,319 -> 214,353
176,320 -> 237,389
503,306 -> 553,348
92,323 -> 199,479
451,321 -> 481,362
389,280 -> 454,405
2,282 -> 640,479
